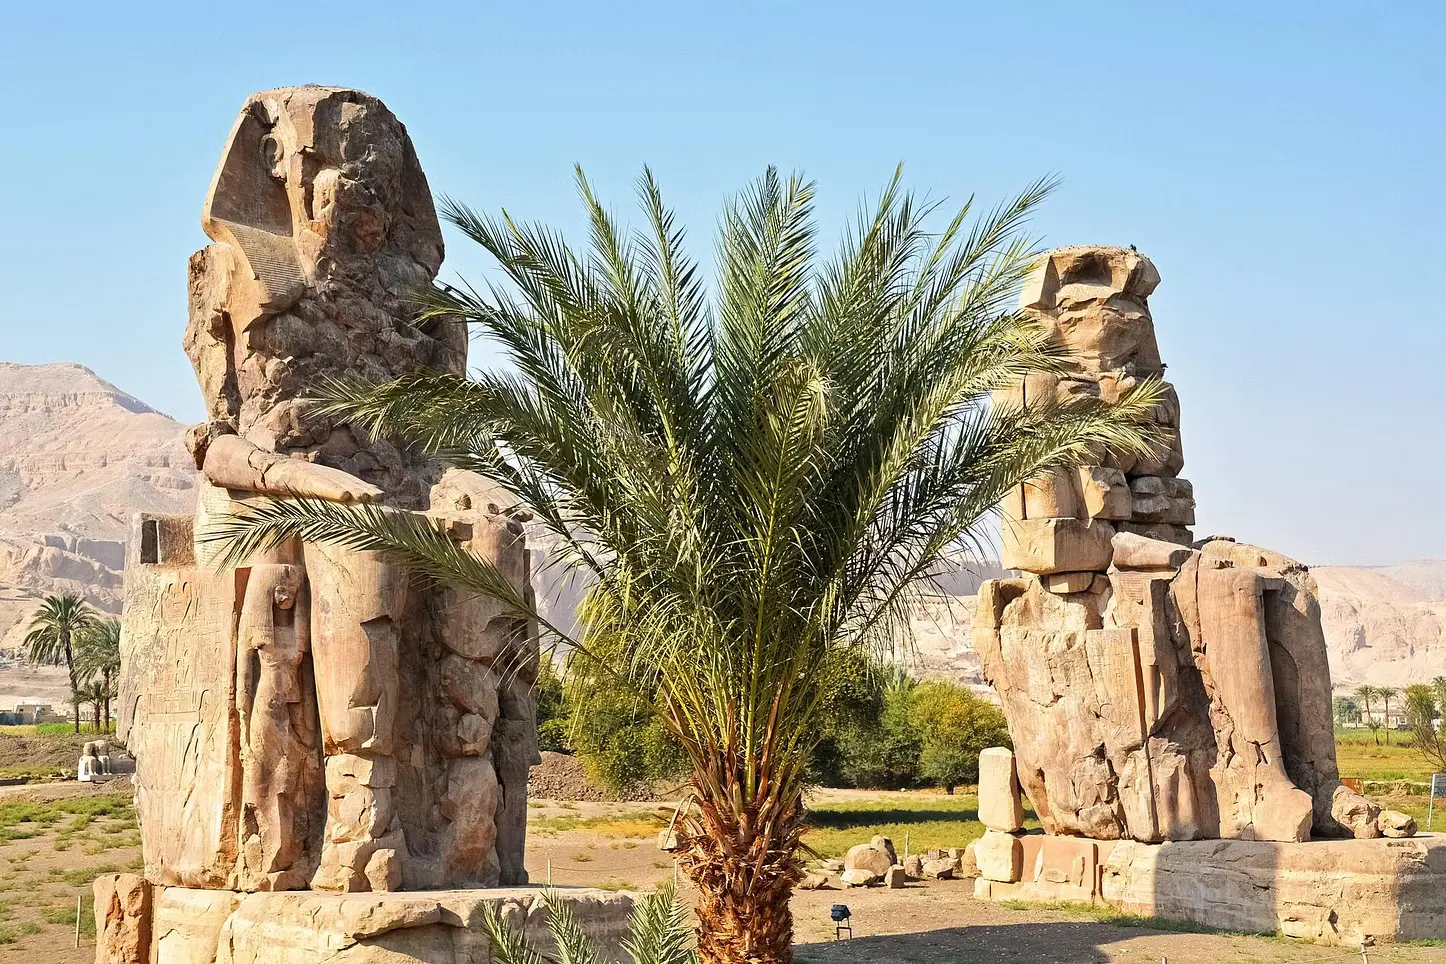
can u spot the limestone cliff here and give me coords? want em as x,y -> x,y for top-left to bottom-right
0,362 -> 195,650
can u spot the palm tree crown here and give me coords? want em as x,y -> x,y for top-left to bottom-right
23,593 -> 97,734
215,167 -> 1164,964
76,617 -> 121,730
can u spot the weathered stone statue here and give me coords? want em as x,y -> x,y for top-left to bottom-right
119,86 -> 539,895
966,248 -> 1444,946
976,246 -> 1386,845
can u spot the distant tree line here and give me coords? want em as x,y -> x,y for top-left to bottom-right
538,647 -> 1010,795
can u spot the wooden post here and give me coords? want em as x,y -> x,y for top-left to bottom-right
74,894 -> 82,948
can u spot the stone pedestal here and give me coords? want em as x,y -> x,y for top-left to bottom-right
94,880 -> 635,964
972,833 -> 1446,945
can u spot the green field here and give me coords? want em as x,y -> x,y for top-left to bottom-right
801,791 -> 1040,857
1333,728 -> 1438,782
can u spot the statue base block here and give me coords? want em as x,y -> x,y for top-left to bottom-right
95,878 -> 636,964
972,832 -> 1446,945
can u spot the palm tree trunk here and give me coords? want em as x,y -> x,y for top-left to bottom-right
681,784 -> 804,964
64,636 -> 78,734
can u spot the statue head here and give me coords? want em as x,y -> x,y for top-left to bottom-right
185,87 -> 462,491
201,86 -> 444,330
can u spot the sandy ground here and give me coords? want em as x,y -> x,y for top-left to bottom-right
0,663 -> 73,713
2,789 -> 1442,964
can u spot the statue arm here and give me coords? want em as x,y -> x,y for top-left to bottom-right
202,435 -> 384,503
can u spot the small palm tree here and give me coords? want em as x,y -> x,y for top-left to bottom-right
1379,685 -> 1399,744
482,884 -> 693,964
77,679 -> 108,732
1354,685 -> 1378,743
23,593 -> 96,733
75,618 -> 121,730
213,167 -> 1163,962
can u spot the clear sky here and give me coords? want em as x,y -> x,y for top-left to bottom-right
1,1 -> 1441,566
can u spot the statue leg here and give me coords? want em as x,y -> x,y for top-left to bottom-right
303,542 -> 410,892
1199,566 -> 1313,841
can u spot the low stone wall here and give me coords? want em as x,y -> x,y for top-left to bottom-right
973,832 -> 1446,945
95,877 -> 636,964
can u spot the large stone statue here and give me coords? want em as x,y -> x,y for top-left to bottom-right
965,248 -> 1445,946
119,86 -> 539,895
975,246 -> 1385,844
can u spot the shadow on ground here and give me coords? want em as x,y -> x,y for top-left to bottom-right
796,922 -> 1118,964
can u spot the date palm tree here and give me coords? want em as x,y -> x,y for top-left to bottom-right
1379,685 -> 1399,744
78,678 -> 109,733
482,883 -> 693,964
23,593 -> 96,733
75,617 -> 121,731
1354,684 -> 1379,743
213,167 -> 1164,963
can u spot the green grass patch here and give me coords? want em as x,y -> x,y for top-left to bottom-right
531,811 -> 666,837
1335,735 -> 1436,782
0,795 -> 133,834
0,723 -> 112,737
596,880 -> 635,891
801,793 -> 1040,858
0,924 -> 14,944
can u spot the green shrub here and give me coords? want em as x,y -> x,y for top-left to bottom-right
910,680 -> 1011,792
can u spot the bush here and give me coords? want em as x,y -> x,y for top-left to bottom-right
558,642 -> 690,796
541,641 -> 1010,794
909,680 -> 1011,792
535,659 -> 569,753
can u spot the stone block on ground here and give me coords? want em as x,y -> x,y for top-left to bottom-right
822,858 -> 844,873
798,873 -> 829,891
1098,835 -> 1446,946
885,865 -> 907,888
844,841 -> 894,877
975,830 -> 1023,883
840,868 -> 879,887
921,856 -> 958,879
902,854 -> 924,879
978,747 -> 1024,833
1378,810 -> 1417,838
136,886 -> 636,964
960,840 -> 980,878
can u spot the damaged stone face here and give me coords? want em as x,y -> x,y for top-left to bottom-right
979,246 -> 1389,845
120,87 -> 539,897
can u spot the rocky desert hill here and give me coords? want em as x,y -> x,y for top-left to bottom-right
0,362 -> 195,653
0,361 -> 1441,699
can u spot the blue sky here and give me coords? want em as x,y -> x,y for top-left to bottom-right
1,1 -> 1441,566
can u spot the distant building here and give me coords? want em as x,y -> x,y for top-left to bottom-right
0,701 -> 66,725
